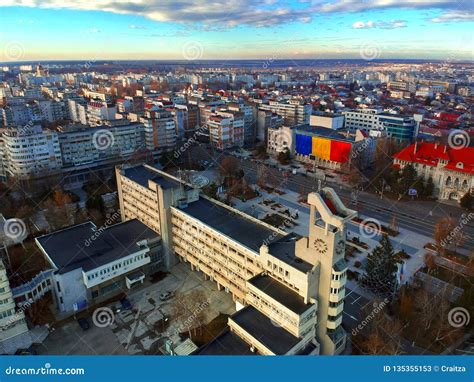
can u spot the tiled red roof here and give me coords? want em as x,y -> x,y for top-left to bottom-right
394,142 -> 474,174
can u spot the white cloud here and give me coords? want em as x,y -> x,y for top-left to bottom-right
352,20 -> 407,29
0,0 -> 471,28
431,11 -> 474,23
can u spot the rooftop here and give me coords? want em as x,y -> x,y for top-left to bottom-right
122,165 -> 181,189
36,220 -> 159,274
248,274 -> 314,314
295,125 -> 354,142
193,329 -> 256,355
267,233 -> 313,272
230,306 -> 301,355
179,198 -> 282,253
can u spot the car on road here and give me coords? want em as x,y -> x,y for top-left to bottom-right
120,297 -> 132,310
77,317 -> 90,331
159,291 -> 173,301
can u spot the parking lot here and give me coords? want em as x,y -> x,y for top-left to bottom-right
37,262 -> 235,355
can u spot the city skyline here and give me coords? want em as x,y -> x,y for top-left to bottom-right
1,1 -> 473,62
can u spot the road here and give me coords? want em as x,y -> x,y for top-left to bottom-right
188,145 -> 474,251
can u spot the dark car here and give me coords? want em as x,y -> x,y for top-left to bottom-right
77,317 -> 91,331
159,292 -> 173,301
120,297 -> 132,310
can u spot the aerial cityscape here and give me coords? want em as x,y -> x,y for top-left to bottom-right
0,1 -> 472,372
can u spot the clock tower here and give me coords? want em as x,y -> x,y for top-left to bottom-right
304,188 -> 357,355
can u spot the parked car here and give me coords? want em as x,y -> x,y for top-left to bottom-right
15,347 -> 37,355
77,317 -> 90,331
159,291 -> 173,301
120,297 -> 132,310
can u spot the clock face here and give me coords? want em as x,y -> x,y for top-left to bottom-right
313,238 -> 328,254
335,240 -> 345,255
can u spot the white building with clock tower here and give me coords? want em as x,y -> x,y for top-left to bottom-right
116,164 -> 356,355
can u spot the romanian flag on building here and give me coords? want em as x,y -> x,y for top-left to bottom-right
329,140 -> 351,163
311,137 -> 331,160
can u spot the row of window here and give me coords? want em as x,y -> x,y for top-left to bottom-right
86,254 -> 147,281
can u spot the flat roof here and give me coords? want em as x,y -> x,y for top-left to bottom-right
122,165 -> 180,189
248,274 -> 314,315
296,125 -> 354,142
230,306 -> 301,355
268,233 -> 313,272
193,329 -> 256,355
180,198 -> 282,253
36,219 -> 159,274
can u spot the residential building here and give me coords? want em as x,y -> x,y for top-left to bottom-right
259,99 -> 312,126
140,109 -> 177,154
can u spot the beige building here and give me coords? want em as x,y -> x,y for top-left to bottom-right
116,164 -> 356,355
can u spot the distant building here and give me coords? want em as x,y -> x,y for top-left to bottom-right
259,99 -> 311,127
343,109 -> 416,141
310,112 -> 344,130
393,142 -> 474,201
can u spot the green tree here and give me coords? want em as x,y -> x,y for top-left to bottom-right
460,192 -> 474,210
399,164 -> 417,195
361,234 -> 399,299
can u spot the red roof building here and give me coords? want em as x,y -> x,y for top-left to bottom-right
393,141 -> 473,201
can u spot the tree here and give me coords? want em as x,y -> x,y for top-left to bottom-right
361,234 -> 399,299
219,156 -> 240,180
460,192 -> 474,210
277,149 -> 291,165
399,164 -> 417,196
434,217 -> 463,255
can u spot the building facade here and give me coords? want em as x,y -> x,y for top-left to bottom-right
393,142 -> 474,201
116,164 -> 356,355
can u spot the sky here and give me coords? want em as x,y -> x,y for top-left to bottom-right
0,0 -> 473,62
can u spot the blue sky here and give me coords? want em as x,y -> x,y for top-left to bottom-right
0,1 -> 473,61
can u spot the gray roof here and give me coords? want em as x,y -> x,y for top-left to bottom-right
268,233 -> 313,272
194,329 -> 256,355
248,274 -> 314,315
230,306 -> 301,355
180,198 -> 282,252
296,125 -> 354,142
36,220 -> 159,274
122,165 -> 180,189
